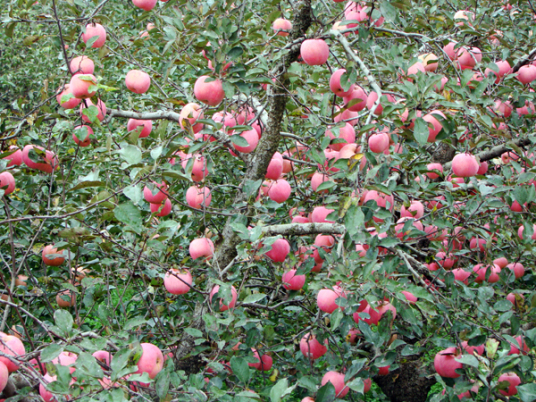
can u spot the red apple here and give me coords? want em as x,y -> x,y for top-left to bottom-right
321,371 -> 349,397
82,23 -> 106,48
164,269 -> 192,295
434,347 -> 463,378
498,372 -> 521,396
300,333 -> 328,360
282,269 -> 306,291
265,238 -> 290,262
127,119 -> 153,138
136,343 -> 164,379
209,285 -> 237,311
194,76 -> 225,106
189,238 -> 214,260
0,172 -> 15,195
0,333 -> 25,372
300,39 -> 329,65
125,70 -> 151,94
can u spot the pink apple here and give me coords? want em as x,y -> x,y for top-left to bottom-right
343,86 -> 368,111
22,145 -> 59,173
452,153 -> 479,177
300,39 -> 329,65
0,333 -> 25,372
311,206 -> 335,223
461,341 -> 484,355
185,186 -> 212,209
194,76 -> 225,106
144,181 -> 168,204
232,129 -> 259,153
73,125 -> 93,147
189,238 -> 214,260
506,262 -> 525,279
56,84 -> 82,109
93,350 -> 112,367
210,285 -> 237,311
368,132 -> 390,153
0,361 -> 7,393
70,55 -> 94,74
300,333 -> 328,359
80,98 -> 106,123
70,73 -> 97,99
452,268 -> 471,284
330,69 -> 355,97
317,286 -> 347,313
517,64 -> 536,84
265,238 -> 290,262
248,349 -> 272,371
136,343 -> 164,379
325,123 -> 355,151
321,371 -> 349,397
426,163 -> 444,179
266,152 -> 284,180
401,291 -> 417,304
272,18 -> 292,36
132,0 -> 157,11
164,269 -> 192,295
498,372 -> 521,396
82,23 -> 106,48
473,264 -> 501,283
0,172 -> 15,195
282,269 -> 306,291
179,103 -> 204,133
434,347 -> 463,378
125,70 -> 151,94
508,335 -> 529,355
268,179 -> 291,203
3,146 -> 23,167
127,119 -> 153,138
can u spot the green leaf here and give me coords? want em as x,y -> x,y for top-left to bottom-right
123,184 -> 143,204
117,144 -> 142,165
347,377 -> 364,394
230,134 -> 250,147
379,0 -> 397,23
518,383 -> 536,402
297,376 -> 318,392
455,354 -> 479,368
184,328 -> 203,338
330,308 -> 343,330
344,205 -> 364,236
54,310 -> 73,336
316,381 -> 336,402
228,46 -> 243,60
413,117 -> 429,145
270,378 -> 289,402
243,293 -> 267,304
230,356 -> 250,383
114,202 -> 142,233
40,344 -> 64,362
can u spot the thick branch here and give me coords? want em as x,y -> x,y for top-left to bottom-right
262,223 -> 345,236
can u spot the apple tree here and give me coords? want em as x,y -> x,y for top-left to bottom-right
1,0 -> 536,401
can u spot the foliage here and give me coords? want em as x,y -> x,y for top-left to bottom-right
0,0 -> 536,401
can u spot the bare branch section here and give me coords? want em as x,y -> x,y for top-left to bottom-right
262,222 -> 345,236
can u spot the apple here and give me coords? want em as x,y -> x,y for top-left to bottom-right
330,69 -> 355,97
132,0 -> 157,11
268,179 -> 291,203
517,64 -> 536,85
473,264 -> 501,283
125,70 -> 151,94
265,238 -> 290,262
144,181 -> 168,204
82,23 -> 106,48
0,172 -> 15,195
418,53 -> 439,72
73,125 -> 93,147
452,268 -> 471,284
498,372 -> 521,396
181,154 -> 210,181
248,349 -> 272,371
507,262 -> 525,279
434,347 -> 463,378
282,269 -> 306,291
56,84 -> 82,109
311,206 -> 335,223
93,350 -> 112,367
39,373 -> 62,402
443,41 -> 458,60
343,86 -> 368,112
321,371 -> 349,397
232,129 -> 259,154
179,103 -> 204,133
79,98 -> 106,124
401,291 -> 417,304
366,92 -> 395,115
3,146 -> 23,167
317,286 -> 347,313
56,290 -> 76,308
127,119 -> 153,138
136,343 -> 164,379
368,132 -> 389,153
189,238 -> 214,260
456,47 -> 481,70
0,333 -> 25,371
454,10 -> 474,26
461,341 -> 484,355
164,269 -> 192,295
0,361 -> 7,393
405,61 -> 426,79
325,123 -> 355,151
376,301 -> 397,321
185,186 -> 212,209
484,60 -> 512,84
493,99 -> 513,118
70,74 -> 97,99
506,292 -> 524,307
42,245 -> 65,266
70,55 -> 94,74
400,200 -> 424,219
209,285 -> 237,311
509,335 -> 529,355
300,333 -> 328,359
266,152 -> 284,179
300,39 -> 329,65
452,153 -> 479,177
194,76 -> 225,106
149,198 -> 172,216
272,18 -> 292,36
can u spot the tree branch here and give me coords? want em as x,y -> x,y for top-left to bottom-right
262,222 -> 345,236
